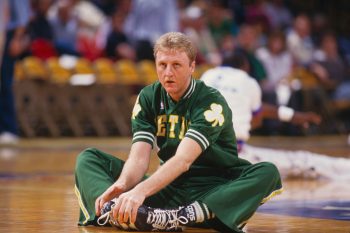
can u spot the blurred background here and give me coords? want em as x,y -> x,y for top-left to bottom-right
1,0 -> 349,143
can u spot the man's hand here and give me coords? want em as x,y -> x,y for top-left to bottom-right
291,111 -> 322,128
94,142 -> 152,218
112,187 -> 146,224
95,183 -> 127,216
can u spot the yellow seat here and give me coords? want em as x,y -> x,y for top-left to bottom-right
193,63 -> 214,79
286,67 -> 319,90
22,56 -> 48,80
14,61 -> 26,81
138,60 -> 157,85
94,58 -> 118,84
115,59 -> 142,85
74,58 -> 94,74
46,57 -> 72,84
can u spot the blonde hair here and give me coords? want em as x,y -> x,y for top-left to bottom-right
153,32 -> 197,63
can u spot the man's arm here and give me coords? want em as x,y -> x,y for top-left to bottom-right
113,137 -> 202,224
95,141 -> 152,216
251,103 -> 321,129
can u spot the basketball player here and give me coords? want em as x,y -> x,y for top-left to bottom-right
201,52 -> 350,180
75,32 -> 283,232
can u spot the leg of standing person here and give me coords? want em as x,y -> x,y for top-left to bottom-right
0,30 -> 19,144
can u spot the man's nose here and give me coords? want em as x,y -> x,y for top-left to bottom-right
164,65 -> 173,76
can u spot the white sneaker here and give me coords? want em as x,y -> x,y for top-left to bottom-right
0,132 -> 19,144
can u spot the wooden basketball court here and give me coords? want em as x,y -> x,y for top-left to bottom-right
0,135 -> 349,233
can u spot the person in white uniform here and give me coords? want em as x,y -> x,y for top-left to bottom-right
201,52 -> 350,180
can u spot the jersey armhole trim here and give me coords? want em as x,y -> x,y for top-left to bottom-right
132,131 -> 155,147
185,129 -> 209,151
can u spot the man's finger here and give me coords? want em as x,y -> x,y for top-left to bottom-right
95,198 -> 101,216
118,199 -> 127,223
130,204 -> 139,224
112,198 -> 121,221
123,202 -> 131,223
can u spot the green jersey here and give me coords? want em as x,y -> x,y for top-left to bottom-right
131,78 -> 244,169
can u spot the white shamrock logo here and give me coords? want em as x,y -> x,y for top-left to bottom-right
204,103 -> 224,126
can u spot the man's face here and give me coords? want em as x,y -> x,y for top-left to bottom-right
155,49 -> 195,101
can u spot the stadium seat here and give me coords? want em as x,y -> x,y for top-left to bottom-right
74,57 -> 95,74
87,85 -> 132,136
14,56 -> 62,137
287,67 -> 319,90
46,57 -> 72,84
14,78 -> 61,137
115,59 -> 142,85
22,56 -> 48,80
137,60 -> 157,85
93,58 -> 132,135
94,58 -> 118,84
14,61 -> 25,81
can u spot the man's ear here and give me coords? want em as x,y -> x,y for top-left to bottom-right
190,61 -> 196,74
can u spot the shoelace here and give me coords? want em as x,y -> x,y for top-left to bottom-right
97,202 -> 115,226
97,211 -> 111,226
97,199 -> 119,226
147,208 -> 188,230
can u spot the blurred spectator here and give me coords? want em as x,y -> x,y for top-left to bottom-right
48,0 -> 107,59
236,24 -> 267,83
0,0 -> 9,67
65,0 -> 105,27
333,78 -> 350,102
90,0 -> 118,16
286,14 -> 315,66
244,0 -> 271,34
123,0 -> 179,61
311,13 -> 330,47
256,30 -> 293,105
28,0 -> 54,41
48,0 -> 80,56
182,4 -> 222,65
0,0 -> 31,144
311,32 -> 348,96
73,0 -> 107,60
27,0 -> 57,59
205,0 -> 237,59
226,0 -> 245,26
105,5 -> 135,61
263,0 -> 292,31
339,35 -> 350,65
207,0 -> 238,46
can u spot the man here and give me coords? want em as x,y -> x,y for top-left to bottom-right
123,0 -> 179,60
75,32 -> 282,232
201,52 -> 350,180
0,0 -> 8,68
0,0 -> 31,144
